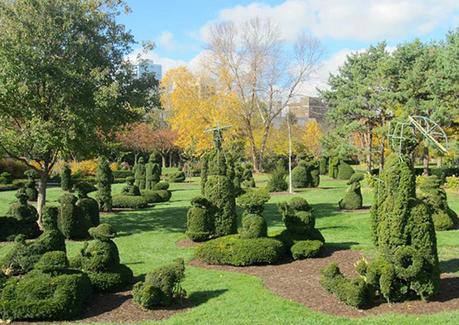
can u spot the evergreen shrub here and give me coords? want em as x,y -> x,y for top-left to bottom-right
186,196 -> 214,242
291,240 -> 323,259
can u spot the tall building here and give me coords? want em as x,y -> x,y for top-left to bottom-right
135,59 -> 162,80
287,96 -> 328,128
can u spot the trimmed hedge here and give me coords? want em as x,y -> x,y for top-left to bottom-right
291,240 -> 323,260
320,263 -> 370,309
186,196 -> 214,242
112,195 -> 148,209
240,213 -> 267,239
196,235 -> 285,266
133,258 -> 186,309
60,164 -> 73,191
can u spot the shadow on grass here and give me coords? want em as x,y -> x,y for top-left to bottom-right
440,258 -> 459,274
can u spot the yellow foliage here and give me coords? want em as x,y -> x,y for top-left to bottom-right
303,120 -> 323,156
161,67 -> 241,156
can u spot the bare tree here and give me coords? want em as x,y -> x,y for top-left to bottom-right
206,18 -> 323,171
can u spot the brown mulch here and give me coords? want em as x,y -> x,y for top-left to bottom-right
176,238 -> 203,248
190,248 -> 459,318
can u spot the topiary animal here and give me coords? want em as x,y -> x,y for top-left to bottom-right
338,173 -> 364,210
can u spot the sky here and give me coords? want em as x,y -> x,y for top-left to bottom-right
118,0 -> 459,95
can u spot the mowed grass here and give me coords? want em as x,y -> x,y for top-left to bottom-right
0,172 -> 458,324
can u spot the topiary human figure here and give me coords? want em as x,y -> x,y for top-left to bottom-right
75,181 -> 100,227
24,169 -> 38,201
338,173 -> 364,210
277,197 -> 324,259
186,196 -> 214,242
60,163 -> 72,191
145,154 -> 161,190
418,175 -> 458,231
70,223 -> 133,293
134,157 -> 146,190
96,157 -> 113,212
328,157 -> 339,178
337,160 -> 355,180
319,156 -> 329,175
237,189 -> 270,239
4,188 -> 40,239
121,176 -> 141,196
58,192 -> 91,240
241,163 -> 256,188
1,207 -> 65,276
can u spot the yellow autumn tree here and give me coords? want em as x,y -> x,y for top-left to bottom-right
303,120 -> 323,156
161,67 -> 240,156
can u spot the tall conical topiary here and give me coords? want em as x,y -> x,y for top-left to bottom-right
134,157 -> 146,190
60,164 -> 72,191
96,157 -> 113,212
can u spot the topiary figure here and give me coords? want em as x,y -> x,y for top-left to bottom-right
338,173 -> 364,210
121,176 -> 141,196
134,157 -> 146,190
6,188 -> 39,223
418,175 -> 458,231
133,258 -> 186,309
241,163 -> 256,188
60,163 -> 73,191
237,189 -> 270,239
291,240 -> 324,259
328,157 -> 339,178
186,196 -> 214,242
58,192 -> 91,240
337,160 -> 355,180
96,157 -> 113,212
24,169 -> 38,201
3,188 -> 40,240
266,160 -> 288,192
292,161 -> 309,188
0,251 -> 92,321
75,181 -> 100,227
168,171 -> 186,183
0,171 -> 12,184
145,154 -> 161,190
70,223 -> 133,293
277,197 -> 324,257
1,207 -> 65,276
319,156 -> 329,175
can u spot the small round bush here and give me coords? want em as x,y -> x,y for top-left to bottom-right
240,213 -> 267,239
292,163 -> 309,188
290,240 -> 323,260
24,169 -> 38,201
156,189 -> 172,202
112,195 -> 148,209
196,235 -> 285,266
86,264 -> 134,293
0,171 -> 12,184
58,192 -> 91,239
142,190 -> 162,204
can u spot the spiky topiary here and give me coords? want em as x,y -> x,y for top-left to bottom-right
96,157 -> 113,212
418,175 -> 458,231
186,196 -> 214,242
134,157 -> 146,190
60,164 -> 72,191
266,160 -> 288,192
145,154 -> 161,190
338,173 -> 364,210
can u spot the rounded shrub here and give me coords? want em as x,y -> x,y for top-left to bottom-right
112,195 -> 148,209
156,189 -> 172,202
338,173 -> 364,210
34,251 -> 69,274
236,189 -> 270,215
24,169 -> 38,201
186,196 -> 214,242
266,161 -> 288,192
58,192 -> 91,239
240,213 -> 267,239
291,240 -> 323,259
153,181 -> 170,190
145,155 -> 161,190
196,235 -> 285,266
337,161 -> 355,180
0,171 -> 12,184
292,163 -> 309,188
169,171 -> 186,183
121,176 -> 141,196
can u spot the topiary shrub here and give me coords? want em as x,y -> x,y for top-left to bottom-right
292,162 -> 309,188
241,163 -> 256,188
133,258 -> 186,309
337,161 -> 355,180
319,156 -> 329,175
168,171 -> 186,183
58,192 -> 91,239
134,157 -> 146,190
96,157 -> 113,212
0,171 -> 12,184
145,154 -> 161,190
291,240 -> 323,259
120,176 -> 141,196
240,214 -> 267,239
75,182 -> 100,227
418,175 -> 458,231
236,189 -> 270,215
266,161 -> 288,192
196,235 -> 285,266
153,181 -> 169,190
60,164 -> 73,191
204,175 -> 237,237
328,157 -> 339,178
24,169 -> 38,201
186,196 -> 214,242
338,173 -> 364,210
112,195 -> 148,209
320,263 -> 371,309
70,224 -> 133,293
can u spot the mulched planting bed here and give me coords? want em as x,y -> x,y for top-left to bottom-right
190,247 -> 459,318
176,238 -> 203,248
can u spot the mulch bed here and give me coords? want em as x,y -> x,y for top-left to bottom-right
190,247 -> 459,318
176,238 -> 203,248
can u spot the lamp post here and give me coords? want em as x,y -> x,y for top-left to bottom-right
287,105 -> 293,194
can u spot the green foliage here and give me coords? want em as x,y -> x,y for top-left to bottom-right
203,175 -> 237,237
134,157 -> 146,190
133,258 -> 186,309
112,195 -> 148,209
85,264 -> 134,293
120,176 -> 141,196
319,157 -> 328,175
236,189 -> 270,215
0,172 -> 12,185
0,269 -> 92,321
240,213 -> 267,239
445,176 -> 459,189
290,240 -> 323,260
58,193 -> 91,239
418,175 -> 458,230
320,263 -> 371,309
196,235 -> 285,266
77,197 -> 100,228
328,157 -> 339,178
24,169 -> 38,201
241,164 -> 256,188
60,164 -> 72,191
6,189 -> 38,222
145,155 -> 161,190
34,251 -> 69,274
266,161 -> 288,192
168,171 -> 186,183
292,160 -> 320,188
96,158 -> 113,212
337,161 -> 355,180
153,181 -> 170,190
186,196 -> 214,242
338,173 -> 364,210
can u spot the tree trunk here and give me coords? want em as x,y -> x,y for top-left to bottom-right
379,138 -> 385,172
258,123 -> 272,173
169,152 -> 172,167
37,170 -> 49,227
423,146 -> 430,176
367,126 -> 373,173
161,155 -> 166,168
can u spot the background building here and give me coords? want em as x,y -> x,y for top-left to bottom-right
135,59 -> 162,80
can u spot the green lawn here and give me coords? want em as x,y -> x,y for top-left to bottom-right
0,174 -> 458,324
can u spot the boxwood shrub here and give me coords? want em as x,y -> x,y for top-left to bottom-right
196,235 -> 285,266
112,195 -> 148,209
291,240 -> 323,259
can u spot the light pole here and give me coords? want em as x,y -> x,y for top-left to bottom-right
287,105 -> 293,194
